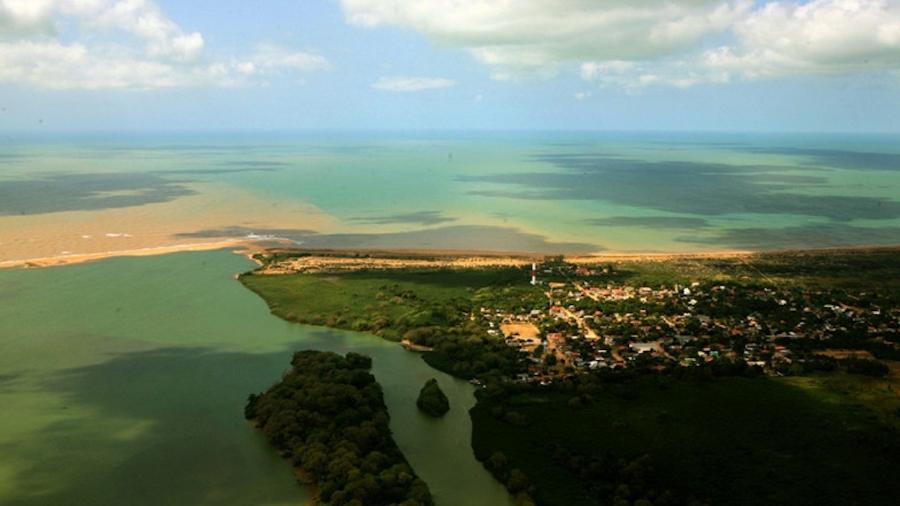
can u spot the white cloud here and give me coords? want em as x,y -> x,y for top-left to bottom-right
343,0 -> 900,89
85,0 -> 205,61
1,0 -> 202,53
248,43 -> 330,72
0,0 -> 328,90
372,76 -> 455,92
579,0 -> 900,89
0,40 -> 328,90
574,91 -> 591,100
706,0 -> 900,79
341,0 -> 750,76
582,60 -> 730,92
0,0 -> 56,35
0,40 -> 200,90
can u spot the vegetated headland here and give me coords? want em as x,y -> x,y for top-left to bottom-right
240,245 -> 900,506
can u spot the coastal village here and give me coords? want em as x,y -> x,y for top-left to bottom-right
480,260 -> 899,382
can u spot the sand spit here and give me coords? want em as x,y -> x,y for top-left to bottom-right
0,240 -> 252,269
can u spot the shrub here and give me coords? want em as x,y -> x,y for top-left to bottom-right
416,378 -> 450,417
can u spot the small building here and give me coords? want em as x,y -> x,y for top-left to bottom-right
630,342 -> 657,354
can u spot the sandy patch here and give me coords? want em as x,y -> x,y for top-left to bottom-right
500,322 -> 542,352
500,322 -> 540,340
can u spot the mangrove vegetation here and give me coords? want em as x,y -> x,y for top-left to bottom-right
245,351 -> 434,506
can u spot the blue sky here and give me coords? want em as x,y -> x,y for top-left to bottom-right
1,0 -> 899,133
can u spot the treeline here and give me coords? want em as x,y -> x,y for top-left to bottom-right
481,450 -> 537,506
472,359 -> 768,413
548,448 -> 703,506
780,333 -> 900,362
797,355 -> 891,377
474,399 -> 706,506
423,335 -> 525,380
245,351 -> 433,506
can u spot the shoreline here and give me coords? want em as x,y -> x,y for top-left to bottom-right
293,468 -> 321,506
3,241 -> 899,270
248,419 -> 321,506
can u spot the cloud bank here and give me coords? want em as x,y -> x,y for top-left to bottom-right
341,0 -> 900,88
0,0 -> 327,90
5,1 -> 899,92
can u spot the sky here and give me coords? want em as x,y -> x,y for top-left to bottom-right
0,0 -> 899,133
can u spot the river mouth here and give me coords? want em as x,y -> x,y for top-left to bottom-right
0,249 -> 512,506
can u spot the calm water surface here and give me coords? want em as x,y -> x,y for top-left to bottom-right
0,250 -> 513,506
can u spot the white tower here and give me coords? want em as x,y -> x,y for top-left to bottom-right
531,263 -> 537,285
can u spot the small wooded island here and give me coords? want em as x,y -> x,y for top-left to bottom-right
245,351 -> 434,506
416,379 -> 449,417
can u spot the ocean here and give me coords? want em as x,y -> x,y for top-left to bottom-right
1,131 -> 899,262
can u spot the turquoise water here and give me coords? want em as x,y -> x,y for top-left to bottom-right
2,131 -> 899,254
0,250 -> 512,506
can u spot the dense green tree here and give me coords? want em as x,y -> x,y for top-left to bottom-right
416,378 -> 450,417
246,351 -> 434,506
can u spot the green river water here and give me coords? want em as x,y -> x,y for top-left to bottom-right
0,250 -> 512,506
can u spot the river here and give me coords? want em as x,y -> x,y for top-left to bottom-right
0,250 -> 512,506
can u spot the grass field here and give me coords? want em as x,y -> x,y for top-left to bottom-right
240,267 -> 536,340
784,370 -> 900,430
471,375 -> 900,506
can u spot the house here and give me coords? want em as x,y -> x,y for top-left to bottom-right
630,342 -> 657,354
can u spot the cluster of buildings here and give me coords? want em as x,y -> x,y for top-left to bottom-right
476,266 -> 898,380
